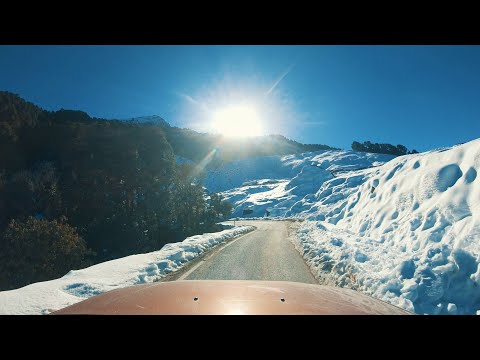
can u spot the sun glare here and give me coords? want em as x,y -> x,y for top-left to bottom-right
211,105 -> 263,137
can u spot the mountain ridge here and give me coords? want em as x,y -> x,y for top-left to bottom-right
0,91 -> 339,165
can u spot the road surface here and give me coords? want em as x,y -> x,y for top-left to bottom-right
170,220 -> 317,284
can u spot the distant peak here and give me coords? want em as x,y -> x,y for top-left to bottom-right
126,115 -> 170,127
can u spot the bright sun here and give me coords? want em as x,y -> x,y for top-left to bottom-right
211,105 -> 263,137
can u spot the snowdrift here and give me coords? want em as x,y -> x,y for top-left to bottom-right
293,140 -> 480,314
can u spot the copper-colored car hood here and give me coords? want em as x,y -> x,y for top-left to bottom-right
52,280 -> 410,315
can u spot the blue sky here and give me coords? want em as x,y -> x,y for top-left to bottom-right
1,45 -> 480,151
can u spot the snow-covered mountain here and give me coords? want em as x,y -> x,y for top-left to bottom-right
205,150 -> 395,217
204,139 -> 480,315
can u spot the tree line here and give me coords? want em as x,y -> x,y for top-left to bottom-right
0,92 -> 232,290
351,141 -> 418,156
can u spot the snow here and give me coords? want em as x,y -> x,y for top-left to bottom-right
0,226 -> 254,315
205,139 -> 480,314
207,150 -> 394,218
290,140 -> 480,315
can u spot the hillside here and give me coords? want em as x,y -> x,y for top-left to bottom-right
0,92 -> 232,291
134,120 -> 338,164
206,150 -> 395,216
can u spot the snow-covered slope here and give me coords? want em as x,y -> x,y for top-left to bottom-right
205,139 -> 480,314
0,226 -> 253,315
205,150 -> 394,217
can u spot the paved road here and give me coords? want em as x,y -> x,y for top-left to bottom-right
177,220 -> 317,284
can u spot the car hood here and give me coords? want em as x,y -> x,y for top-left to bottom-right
52,280 -> 411,315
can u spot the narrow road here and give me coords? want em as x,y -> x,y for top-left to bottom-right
172,220 -> 317,284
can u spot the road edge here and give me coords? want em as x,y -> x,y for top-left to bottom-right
157,226 -> 257,282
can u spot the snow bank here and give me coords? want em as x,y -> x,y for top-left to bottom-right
0,226 -> 254,315
293,139 -> 480,314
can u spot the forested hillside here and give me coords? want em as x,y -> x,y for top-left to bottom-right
0,92 -> 232,290
163,127 -> 338,164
